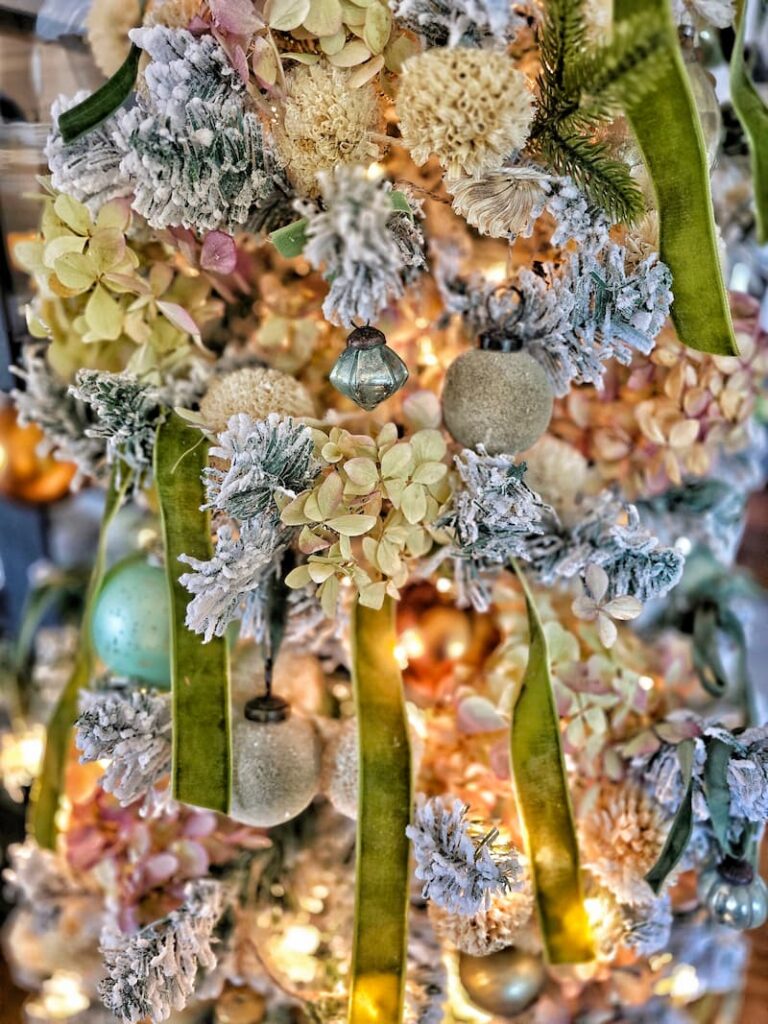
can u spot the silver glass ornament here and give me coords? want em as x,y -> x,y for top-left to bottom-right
458,947 -> 546,1016
329,326 -> 408,410
231,695 -> 321,828
699,857 -> 768,931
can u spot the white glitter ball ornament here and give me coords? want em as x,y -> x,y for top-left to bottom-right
231,696 -> 321,828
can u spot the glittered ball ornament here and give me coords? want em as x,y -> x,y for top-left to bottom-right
90,557 -> 171,688
699,857 -> 768,931
320,718 -> 358,819
458,947 -> 546,1017
329,326 -> 408,410
231,695 -> 321,828
442,348 -> 553,455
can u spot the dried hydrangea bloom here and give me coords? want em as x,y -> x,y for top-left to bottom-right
579,782 -> 666,906
272,63 -> 384,197
551,292 -> 768,498
397,48 -> 534,176
199,367 -> 315,431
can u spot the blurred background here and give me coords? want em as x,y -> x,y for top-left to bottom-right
0,2 -> 766,1022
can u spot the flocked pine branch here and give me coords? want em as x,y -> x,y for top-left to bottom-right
180,523 -> 282,643
114,27 -> 275,234
442,241 -> 672,397
300,166 -> 427,327
70,370 -> 165,484
523,492 -> 684,602
388,0 -> 528,48
205,413 -> 320,526
99,880 -> 224,1024
406,795 -> 523,915
75,689 -> 172,807
443,447 -> 552,565
530,0 -> 667,222
12,347 -> 105,483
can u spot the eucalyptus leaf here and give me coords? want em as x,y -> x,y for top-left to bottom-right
645,738 -> 695,894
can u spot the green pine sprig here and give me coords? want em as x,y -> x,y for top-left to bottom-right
530,0 -> 667,223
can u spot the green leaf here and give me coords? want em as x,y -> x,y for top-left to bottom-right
270,218 -> 309,258
327,514 -> 378,536
703,737 -> 735,859
302,0 -> 342,36
154,414 -> 231,813
85,283 -> 124,340
364,1 -> 392,54
730,0 -> 768,244
53,194 -> 92,235
348,597 -> 411,1022
59,42 -> 143,144
509,561 -> 595,964
645,738 -> 695,894
615,0 -> 738,356
30,465 -> 133,849
53,252 -> 97,292
267,0 -> 311,31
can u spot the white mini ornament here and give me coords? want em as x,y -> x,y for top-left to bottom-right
441,343 -> 554,456
231,693 -> 321,828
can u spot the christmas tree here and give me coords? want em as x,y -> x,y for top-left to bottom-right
1,0 -> 768,1022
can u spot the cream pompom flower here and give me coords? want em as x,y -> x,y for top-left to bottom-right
396,48 -> 534,177
199,367 -> 315,432
572,563 -> 643,649
272,63 -> 384,197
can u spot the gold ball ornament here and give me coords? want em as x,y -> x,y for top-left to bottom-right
442,349 -> 553,456
199,367 -> 315,432
458,947 -> 546,1017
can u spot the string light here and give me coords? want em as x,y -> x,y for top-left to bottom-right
24,972 -> 89,1022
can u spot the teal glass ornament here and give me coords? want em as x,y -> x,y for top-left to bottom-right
91,557 -> 171,688
329,326 -> 408,410
699,857 -> 768,931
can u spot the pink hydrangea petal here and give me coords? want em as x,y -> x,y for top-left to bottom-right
200,230 -> 238,275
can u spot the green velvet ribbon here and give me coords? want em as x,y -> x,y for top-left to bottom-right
615,0 -> 738,357
30,464 -> 133,849
509,562 -> 594,964
58,0 -> 146,144
731,0 -> 768,244
154,413 -> 232,813
348,597 -> 412,1024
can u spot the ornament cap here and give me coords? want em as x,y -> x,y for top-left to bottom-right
347,325 -> 387,350
717,855 -> 755,886
244,693 -> 291,724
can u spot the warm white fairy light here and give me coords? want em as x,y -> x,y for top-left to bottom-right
0,724 -> 45,803
25,971 -> 89,1021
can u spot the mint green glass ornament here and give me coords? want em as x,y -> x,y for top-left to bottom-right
699,857 -> 768,931
91,556 -> 171,688
329,326 -> 408,410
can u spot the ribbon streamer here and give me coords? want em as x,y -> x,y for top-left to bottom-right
509,562 -> 594,964
645,738 -> 695,894
30,464 -> 133,849
731,0 -> 768,244
155,413 -> 232,813
615,0 -> 738,357
348,597 -> 412,1024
